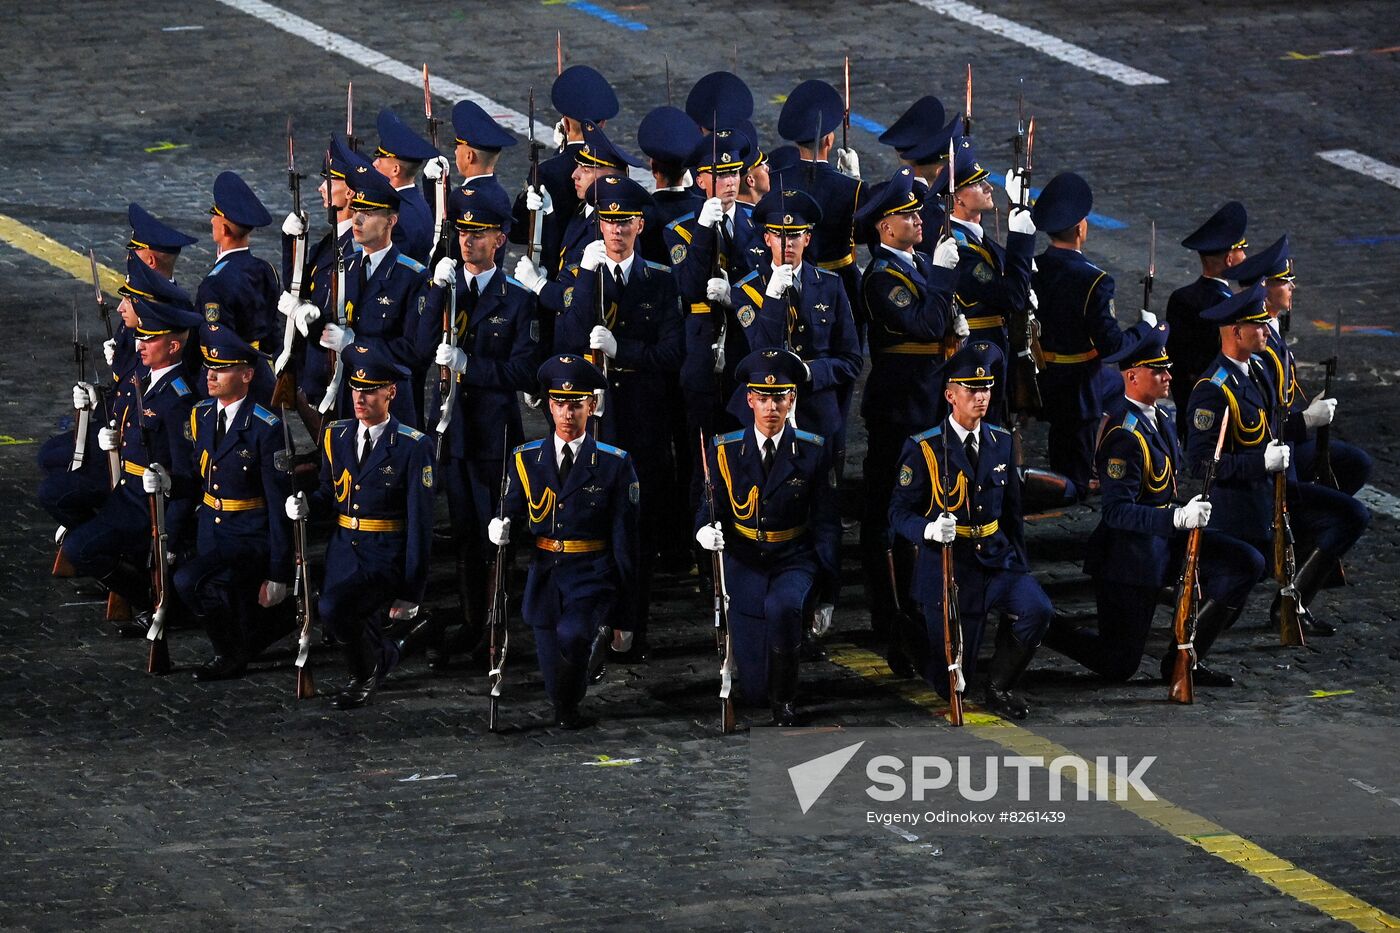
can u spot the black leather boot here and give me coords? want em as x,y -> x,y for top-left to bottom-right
99,563 -> 151,637
193,609 -> 247,682
1160,600 -> 1235,687
983,624 -> 1036,720
553,656 -> 594,729
332,629 -> 380,710
769,649 -> 800,727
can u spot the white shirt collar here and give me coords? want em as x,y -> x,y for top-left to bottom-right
148,363 -> 179,387
947,417 -> 979,448
466,265 -> 496,294
1223,354 -> 1251,378
336,218 -> 354,236
394,183 -> 415,193
358,417 -> 390,446
754,424 -> 786,449
951,217 -> 983,241
554,433 -> 585,466
1267,316 -> 1282,336
604,253 -> 636,283
1207,275 -> 1230,286
215,245 -> 249,262
880,243 -> 917,266
1126,396 -> 1157,419
363,244 -> 392,278
216,395 -> 247,426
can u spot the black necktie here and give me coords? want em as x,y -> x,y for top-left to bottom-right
964,433 -> 979,472
462,278 -> 480,324
357,256 -> 369,295
358,430 -> 373,468
215,408 -> 227,448
613,266 -> 626,294
761,437 -> 775,476
559,442 -> 574,486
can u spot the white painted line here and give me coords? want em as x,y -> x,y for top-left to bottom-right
214,0 -> 653,187
1357,484 -> 1400,521
906,0 -> 1167,86
1317,150 -> 1400,191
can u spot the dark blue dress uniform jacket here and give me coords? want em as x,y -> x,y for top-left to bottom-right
504,435 -> 641,633
949,224 -> 1035,357
1083,404 -> 1181,587
733,262 -> 864,443
332,245 -> 429,424
790,160 -> 863,311
418,268 -> 541,462
196,249 -> 282,357
859,247 -> 957,426
1165,276 -> 1231,409
313,417 -> 436,607
1032,245 -> 1125,420
187,398 -> 294,580
392,184 -> 435,265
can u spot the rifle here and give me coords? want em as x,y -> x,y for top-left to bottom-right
486,431 -> 512,731
699,431 -> 736,733
434,259 -> 460,458
842,55 -> 851,153
424,64 -> 451,267
963,64 -> 973,136
1168,412 -> 1228,704
273,117 -> 307,397
940,427 -> 965,725
136,375 -> 172,675
88,249 -> 115,343
68,297 -> 91,472
1310,309 -> 1341,488
318,147 -> 350,423
556,31 -> 563,77
1272,385 -> 1306,647
271,412 -> 318,698
708,115 -> 729,377
526,87 -> 545,264
1141,219 -> 1156,323
345,82 -> 359,152
588,177 -> 607,428
1007,104 -> 1042,415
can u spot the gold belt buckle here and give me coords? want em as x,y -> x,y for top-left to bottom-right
213,498 -> 223,511
552,539 -> 565,552
350,516 -> 360,530
755,529 -> 768,543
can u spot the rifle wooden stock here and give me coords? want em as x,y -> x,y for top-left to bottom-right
700,430 -> 736,733
942,544 -> 964,726
146,492 -> 172,676
1274,471 -> 1306,646
1168,414 -> 1227,704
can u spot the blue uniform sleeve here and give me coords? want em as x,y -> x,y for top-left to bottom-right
1185,380 -> 1266,483
463,291 -> 543,391
1097,427 -> 1176,538
811,442 -> 840,577
1084,272 -> 1126,358
552,264 -> 596,353
610,453 -> 641,632
803,281 -> 864,394
862,263 -> 956,340
261,422 -> 296,583
889,437 -> 935,546
400,436 -> 436,604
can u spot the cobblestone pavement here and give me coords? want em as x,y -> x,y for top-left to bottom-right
2,2 -> 1398,929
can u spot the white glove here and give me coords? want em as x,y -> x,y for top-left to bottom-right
285,492 -> 309,521
421,156 -> 449,181
432,256 -> 456,288
1140,309 -> 1158,328
73,382 -> 99,411
765,263 -> 795,299
952,314 -> 970,338
142,462 -> 171,496
932,236 -> 960,270
812,603 -> 835,637
293,302 -> 321,337
259,580 -> 289,608
389,600 -> 419,621
580,239 -> 609,272
1008,207 -> 1036,236
1302,395 -> 1337,429
835,147 -> 861,179
1004,168 -> 1028,205
589,325 -> 618,358
282,211 -> 307,237
1173,494 -> 1212,530
552,119 -> 567,150
98,423 -> 119,451
319,322 -> 355,352
1028,288 -> 1039,311
697,196 -> 725,229
523,392 -> 543,410
513,255 -> 547,295
103,338 -> 117,367
705,275 -> 732,307
488,516 -> 511,545
55,525 -> 66,545
924,512 -> 957,545
1264,440 -> 1291,473
525,185 -> 554,216
277,291 -> 301,318
695,521 -> 725,552
436,341 -> 468,374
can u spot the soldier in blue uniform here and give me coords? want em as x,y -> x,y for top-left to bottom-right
285,342 -> 436,709
198,171 -> 280,404
510,65 -> 620,279
553,176 -> 683,656
636,105 -> 704,263
1029,171 -> 1137,495
63,299 -> 203,634
126,201 -> 199,282
278,135 -> 373,423
1185,285 -> 1369,637
694,349 -> 839,726
315,169 -> 431,427
881,102 -> 961,260
489,355 -> 640,729
854,168 -> 960,668
729,188 -> 862,480
1044,323 -> 1263,686
372,108 -> 438,265
424,184 -> 540,664
173,325 -> 295,681
444,99 -> 518,270
736,120 -> 771,208
514,120 -> 644,318
1166,201 -> 1248,417
1230,234 -> 1372,496
889,342 -> 1053,719
936,138 -> 1035,425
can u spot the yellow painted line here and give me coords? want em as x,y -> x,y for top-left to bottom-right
0,213 -> 123,298
0,435 -> 37,446
825,643 -> 1400,932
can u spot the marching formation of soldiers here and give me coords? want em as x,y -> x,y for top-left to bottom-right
40,62 -> 1373,731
